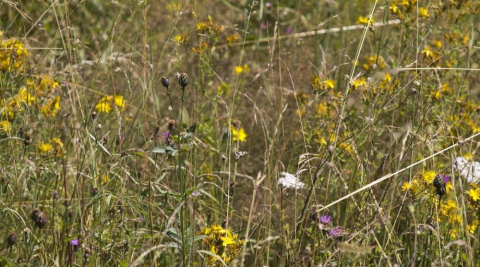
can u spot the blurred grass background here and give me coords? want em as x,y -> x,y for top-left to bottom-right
1,0 -> 480,266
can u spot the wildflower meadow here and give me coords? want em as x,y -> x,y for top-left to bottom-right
1,0 -> 480,266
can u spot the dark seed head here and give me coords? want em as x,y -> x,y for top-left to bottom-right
161,77 -> 170,88
84,247 -> 91,259
167,119 -> 175,131
7,233 -> 17,246
91,111 -> 97,120
178,73 -> 190,88
31,209 -> 48,228
433,175 -> 446,197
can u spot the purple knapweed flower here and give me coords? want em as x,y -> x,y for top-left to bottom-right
329,226 -> 343,237
191,190 -> 201,197
319,215 -> 333,225
442,174 -> 451,183
161,131 -> 170,139
265,2 -> 272,8
70,238 -> 79,247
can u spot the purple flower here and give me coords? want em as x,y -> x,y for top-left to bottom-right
161,131 -> 170,139
329,226 -> 343,237
442,174 -> 451,183
191,190 -> 201,197
260,23 -> 267,30
319,215 -> 332,224
70,238 -> 79,247
285,26 -> 293,34
265,2 -> 272,8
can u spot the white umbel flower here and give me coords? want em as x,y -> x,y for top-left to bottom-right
278,172 -> 305,189
453,157 -> 480,183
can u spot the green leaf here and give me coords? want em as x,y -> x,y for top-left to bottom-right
152,146 -> 178,156
196,250 -> 228,267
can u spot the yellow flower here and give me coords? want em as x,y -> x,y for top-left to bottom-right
220,235 -> 236,246
432,40 -> 442,49
37,143 -> 54,154
389,3 -> 399,14
401,182 -> 412,191
421,46 -> 434,58
358,16 -> 374,26
351,77 -> 368,90
226,33 -> 240,44
51,137 -> 65,157
317,102 -> 328,116
323,79 -> 335,89
114,95 -> 126,111
422,170 -> 436,184
0,120 -> 12,134
468,220 -> 479,234
467,188 -> 480,201
234,66 -> 244,74
0,38 -> 29,72
15,87 -> 36,106
419,7 -> 429,18
95,95 -> 113,114
231,126 -> 247,142
40,95 -> 61,117
196,21 -> 207,32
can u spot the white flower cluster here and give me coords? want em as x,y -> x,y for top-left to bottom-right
453,157 -> 480,183
278,172 -> 305,189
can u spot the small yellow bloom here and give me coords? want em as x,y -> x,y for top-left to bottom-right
468,220 -> 479,234
323,79 -> 335,89
226,33 -> 240,44
389,3 -> 399,14
421,46 -> 434,58
432,40 -> 442,49
40,95 -> 61,117
358,16 -> 374,26
467,188 -> 480,201
196,21 -> 207,32
422,170 -> 436,184
114,95 -> 126,111
351,77 -> 368,90
419,7 -> 429,18
234,66 -> 244,74
231,126 -> 247,142
0,120 -> 12,134
173,35 -> 184,44
401,182 -> 412,191
37,143 -> 54,154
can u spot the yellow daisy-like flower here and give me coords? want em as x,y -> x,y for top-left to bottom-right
401,182 -> 412,191
196,21 -> 207,32
40,95 -> 61,117
0,120 -> 12,134
114,95 -> 126,111
323,79 -> 335,89
422,170 -> 436,184
231,126 -> 247,142
234,66 -> 244,74
95,95 -> 113,114
468,220 -> 479,234
173,35 -> 184,44
37,143 -> 54,154
351,77 -> 368,90
95,101 -> 112,113
467,188 -> 480,201
421,46 -> 434,58
358,16 -> 374,26
419,7 -> 429,18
